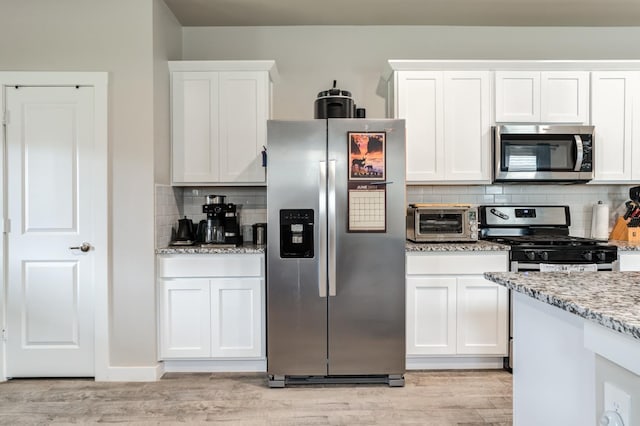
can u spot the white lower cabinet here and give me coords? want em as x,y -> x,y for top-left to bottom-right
160,278 -> 211,358
406,251 -> 509,368
618,252 -> 640,271
157,254 -> 265,368
210,278 -> 263,358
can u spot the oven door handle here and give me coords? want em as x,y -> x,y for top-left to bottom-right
511,261 -> 616,272
574,135 -> 584,172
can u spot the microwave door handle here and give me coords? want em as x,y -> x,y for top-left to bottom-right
574,135 -> 584,172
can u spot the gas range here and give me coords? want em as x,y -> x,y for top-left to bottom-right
478,205 -> 618,271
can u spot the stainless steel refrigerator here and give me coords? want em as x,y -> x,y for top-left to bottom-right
266,119 -> 406,387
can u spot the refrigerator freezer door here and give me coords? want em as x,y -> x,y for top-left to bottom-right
326,119 -> 406,375
267,121 -> 328,376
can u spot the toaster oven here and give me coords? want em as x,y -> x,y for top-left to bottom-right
407,204 -> 479,242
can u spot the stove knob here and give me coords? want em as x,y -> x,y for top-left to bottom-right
539,251 -> 549,261
583,251 -> 593,262
596,252 -> 607,262
525,251 -> 536,261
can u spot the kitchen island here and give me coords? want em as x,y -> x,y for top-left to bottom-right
484,271 -> 640,426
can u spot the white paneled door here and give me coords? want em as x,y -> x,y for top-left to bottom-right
6,86 -> 95,377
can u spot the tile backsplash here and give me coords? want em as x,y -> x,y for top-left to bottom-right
407,184 -> 630,237
155,185 -> 267,248
155,184 -> 184,248
156,183 -> 631,247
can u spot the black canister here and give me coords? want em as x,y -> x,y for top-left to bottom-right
314,80 -> 354,119
252,223 -> 267,246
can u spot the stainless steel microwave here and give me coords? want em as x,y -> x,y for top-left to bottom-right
407,204 -> 478,242
493,125 -> 595,183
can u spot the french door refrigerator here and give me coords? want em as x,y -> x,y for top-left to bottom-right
266,119 -> 406,387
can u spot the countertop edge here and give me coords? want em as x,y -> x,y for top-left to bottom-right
484,272 -> 640,341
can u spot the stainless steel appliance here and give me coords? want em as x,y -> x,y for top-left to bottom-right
406,204 -> 478,242
201,195 -> 241,245
493,124 -> 594,183
266,119 -> 406,387
479,204 -> 618,370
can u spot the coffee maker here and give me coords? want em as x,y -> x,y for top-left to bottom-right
202,195 -> 226,244
201,195 -> 241,245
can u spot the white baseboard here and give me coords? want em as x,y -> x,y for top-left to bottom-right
406,356 -> 505,370
162,359 -> 267,373
98,363 -> 165,382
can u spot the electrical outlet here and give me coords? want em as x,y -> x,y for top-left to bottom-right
604,382 -> 631,426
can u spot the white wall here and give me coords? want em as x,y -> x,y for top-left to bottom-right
182,26 -> 640,120
182,25 -> 640,239
154,0 -> 182,185
0,0 -> 158,367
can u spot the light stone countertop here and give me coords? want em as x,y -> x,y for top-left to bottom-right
406,240 -> 510,252
156,244 -> 265,254
484,271 -> 640,341
158,240 -> 510,255
610,240 -> 640,251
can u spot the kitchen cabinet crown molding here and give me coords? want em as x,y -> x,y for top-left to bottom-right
169,60 -> 279,82
383,60 -> 640,80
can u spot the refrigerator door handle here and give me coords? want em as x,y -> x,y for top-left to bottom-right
328,159 -> 337,297
318,161 -> 327,298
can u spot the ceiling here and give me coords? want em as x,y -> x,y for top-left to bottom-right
163,0 -> 640,27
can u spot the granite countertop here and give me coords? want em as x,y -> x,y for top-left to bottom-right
156,244 -> 265,254
158,240 -> 509,254
406,240 -> 510,252
484,271 -> 640,341
610,240 -> 640,251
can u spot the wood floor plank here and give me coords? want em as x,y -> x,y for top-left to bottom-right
0,370 -> 512,425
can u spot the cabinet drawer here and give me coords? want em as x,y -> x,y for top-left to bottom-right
407,252 -> 508,275
158,254 -> 264,278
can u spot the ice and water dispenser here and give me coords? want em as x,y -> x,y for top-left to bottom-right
280,209 -> 314,258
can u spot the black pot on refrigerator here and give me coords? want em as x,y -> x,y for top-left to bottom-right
314,80 -> 354,119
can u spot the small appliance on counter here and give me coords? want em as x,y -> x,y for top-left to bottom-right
170,216 -> 195,246
200,195 -> 241,247
406,203 -> 478,242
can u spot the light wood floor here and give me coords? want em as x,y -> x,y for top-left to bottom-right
0,370 -> 512,425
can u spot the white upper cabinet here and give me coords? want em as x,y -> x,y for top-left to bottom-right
495,71 -> 589,123
591,72 -> 639,182
170,61 -> 277,185
393,70 -> 491,183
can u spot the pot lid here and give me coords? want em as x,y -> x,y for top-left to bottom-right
317,80 -> 352,99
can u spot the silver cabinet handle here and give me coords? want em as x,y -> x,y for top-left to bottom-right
318,161 -> 327,298
69,242 -> 91,252
328,159 -> 336,297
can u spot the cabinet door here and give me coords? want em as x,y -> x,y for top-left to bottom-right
397,71 -> 444,181
618,253 -> 640,271
541,71 -> 589,123
456,277 -> 508,355
159,279 -> 211,358
443,71 -> 492,182
219,71 -> 268,183
495,71 -> 540,122
591,72 -> 636,182
210,278 -> 264,358
171,71 -> 219,183
406,276 -> 457,355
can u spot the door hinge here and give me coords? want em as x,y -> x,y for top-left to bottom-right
2,109 -> 8,126
3,219 -> 10,234
1,329 -> 6,342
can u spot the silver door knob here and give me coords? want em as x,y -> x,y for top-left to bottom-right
69,242 -> 91,252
